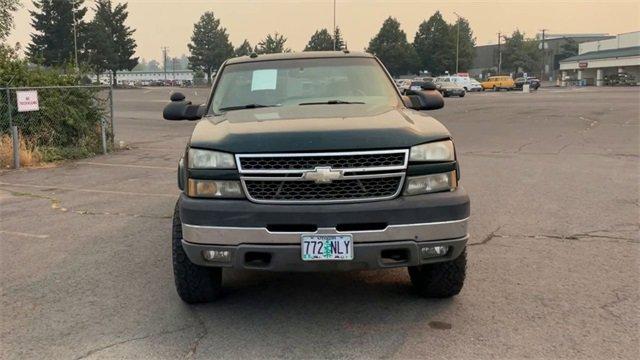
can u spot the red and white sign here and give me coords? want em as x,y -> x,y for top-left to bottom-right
16,90 -> 40,112
578,61 -> 588,69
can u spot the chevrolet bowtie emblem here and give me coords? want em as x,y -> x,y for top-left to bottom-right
302,167 -> 343,184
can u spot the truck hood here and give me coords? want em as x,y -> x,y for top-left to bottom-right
189,104 -> 451,153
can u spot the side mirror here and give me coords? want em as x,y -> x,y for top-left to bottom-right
163,92 -> 204,121
403,89 -> 444,111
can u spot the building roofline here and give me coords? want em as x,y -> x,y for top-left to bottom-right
560,46 -> 640,63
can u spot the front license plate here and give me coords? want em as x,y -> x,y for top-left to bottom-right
301,235 -> 353,261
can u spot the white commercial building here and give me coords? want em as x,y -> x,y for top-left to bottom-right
559,31 -> 640,86
89,70 -> 195,85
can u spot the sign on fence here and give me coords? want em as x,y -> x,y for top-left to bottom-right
16,90 -> 39,112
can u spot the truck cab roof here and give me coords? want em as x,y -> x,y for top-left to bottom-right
225,51 -> 373,65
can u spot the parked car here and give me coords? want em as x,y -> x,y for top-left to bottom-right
467,79 -> 483,92
605,73 -> 637,86
438,75 -> 480,92
163,51 -> 469,303
434,77 -> 466,97
396,79 -> 412,90
514,77 -> 540,90
481,76 -> 515,91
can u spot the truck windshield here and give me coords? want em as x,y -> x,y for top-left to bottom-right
209,57 -> 399,114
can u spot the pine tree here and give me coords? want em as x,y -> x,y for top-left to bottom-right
413,11 -> 452,75
256,33 -> 290,54
85,0 -> 138,85
366,17 -> 419,76
333,27 -> 345,50
304,29 -> 334,51
27,0 -> 87,67
187,12 -> 234,84
234,39 -> 253,57
0,0 -> 21,41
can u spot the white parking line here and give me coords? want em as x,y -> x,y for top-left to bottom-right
0,230 -> 50,239
77,162 -> 174,170
0,182 -> 177,198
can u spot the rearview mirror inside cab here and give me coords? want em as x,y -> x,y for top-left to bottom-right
403,89 -> 444,111
163,92 -> 205,121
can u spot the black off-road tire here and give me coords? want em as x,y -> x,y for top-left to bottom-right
172,201 -> 223,304
408,249 -> 467,298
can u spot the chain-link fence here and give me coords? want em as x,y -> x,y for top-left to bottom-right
0,85 -> 114,168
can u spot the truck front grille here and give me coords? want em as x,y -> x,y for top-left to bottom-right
236,150 -> 408,204
239,152 -> 406,171
244,176 -> 403,202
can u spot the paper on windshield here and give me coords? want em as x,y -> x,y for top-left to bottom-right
251,69 -> 278,91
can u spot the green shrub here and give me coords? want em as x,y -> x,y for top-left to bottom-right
1,45 -> 109,164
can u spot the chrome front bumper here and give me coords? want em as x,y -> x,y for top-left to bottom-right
182,217 -> 468,246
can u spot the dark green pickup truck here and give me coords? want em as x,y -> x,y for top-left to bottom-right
164,51 -> 470,303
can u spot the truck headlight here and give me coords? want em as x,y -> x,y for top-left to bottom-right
404,171 -> 457,195
188,149 -> 236,169
409,140 -> 454,162
187,179 -> 244,198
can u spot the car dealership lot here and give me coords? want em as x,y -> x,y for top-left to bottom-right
1,87 -> 638,359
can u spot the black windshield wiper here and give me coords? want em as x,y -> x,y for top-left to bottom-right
218,104 -> 280,112
299,100 -> 365,106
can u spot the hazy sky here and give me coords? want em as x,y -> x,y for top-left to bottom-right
7,0 -> 640,61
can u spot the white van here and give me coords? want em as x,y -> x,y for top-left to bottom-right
436,75 -> 482,92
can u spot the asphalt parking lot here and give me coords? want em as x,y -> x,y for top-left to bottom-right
1,86 -> 638,359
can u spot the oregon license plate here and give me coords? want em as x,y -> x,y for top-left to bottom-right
301,235 -> 353,261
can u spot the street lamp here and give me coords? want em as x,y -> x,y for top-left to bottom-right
333,0 -> 337,51
453,12 -> 461,74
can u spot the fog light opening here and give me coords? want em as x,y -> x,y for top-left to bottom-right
421,245 -> 450,259
202,250 -> 231,263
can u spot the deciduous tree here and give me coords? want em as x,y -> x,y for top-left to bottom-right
413,11 -> 452,75
366,17 -> 418,76
502,30 -> 540,74
187,12 -> 233,84
450,17 -> 476,73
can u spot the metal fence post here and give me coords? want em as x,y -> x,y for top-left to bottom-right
11,126 -> 19,169
109,85 -> 115,147
6,89 -> 19,169
100,116 -> 107,155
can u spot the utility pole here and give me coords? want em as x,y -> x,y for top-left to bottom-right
333,0 -> 337,51
161,46 -> 169,81
540,29 -> 547,80
497,32 -> 502,74
454,12 -> 462,74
